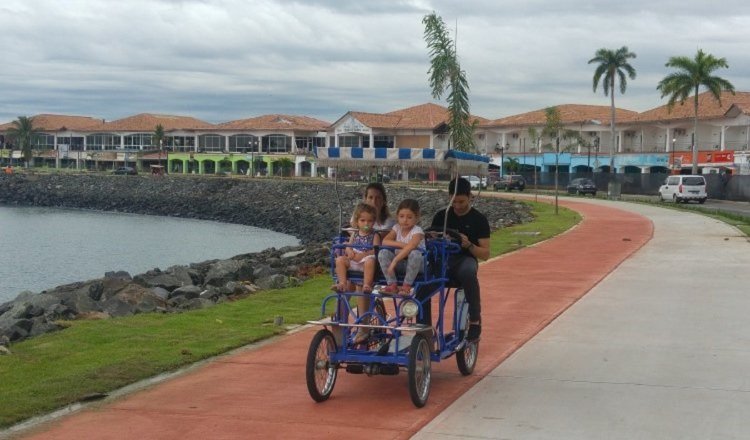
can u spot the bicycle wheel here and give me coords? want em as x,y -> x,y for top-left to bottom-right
408,333 -> 432,408
456,340 -> 478,375
306,329 -> 338,402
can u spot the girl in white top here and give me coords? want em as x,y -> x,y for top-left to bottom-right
378,199 -> 425,296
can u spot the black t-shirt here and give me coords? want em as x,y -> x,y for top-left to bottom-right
431,207 -> 490,258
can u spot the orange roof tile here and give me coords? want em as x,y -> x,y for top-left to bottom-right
217,114 -> 330,131
101,113 -> 215,132
637,91 -> 750,123
0,114 -> 104,132
387,102 -> 488,129
486,104 -> 638,128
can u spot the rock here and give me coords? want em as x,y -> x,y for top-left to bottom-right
180,298 -> 213,310
204,259 -> 247,286
281,249 -> 306,259
134,266 -> 193,291
0,345 -> 10,355
170,285 -> 202,299
29,318 -> 62,338
104,271 -> 132,281
151,287 -> 170,301
256,274 -> 290,290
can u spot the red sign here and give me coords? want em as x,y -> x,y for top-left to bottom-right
670,150 -> 734,166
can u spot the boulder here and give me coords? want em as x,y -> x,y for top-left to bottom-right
170,285 -> 202,299
134,266 -> 193,291
204,259 -> 250,286
256,274 -> 293,290
104,271 -> 132,281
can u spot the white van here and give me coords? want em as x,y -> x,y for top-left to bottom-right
658,175 -> 707,204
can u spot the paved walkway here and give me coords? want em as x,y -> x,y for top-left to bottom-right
415,197 -> 750,439
16,199 -> 653,440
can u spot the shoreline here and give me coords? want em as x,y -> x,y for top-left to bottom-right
0,174 -> 533,343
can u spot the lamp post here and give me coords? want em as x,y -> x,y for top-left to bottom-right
159,139 -> 163,172
671,138 -> 676,174
496,142 -> 505,177
248,138 -> 259,177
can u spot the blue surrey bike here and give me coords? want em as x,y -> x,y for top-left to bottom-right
305,147 -> 489,407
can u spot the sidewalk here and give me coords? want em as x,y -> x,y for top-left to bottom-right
15,199 -> 652,440
415,198 -> 750,439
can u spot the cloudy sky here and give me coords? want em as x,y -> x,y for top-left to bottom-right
2,0 -> 749,125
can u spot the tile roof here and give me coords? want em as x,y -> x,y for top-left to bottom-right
101,113 -> 216,132
637,91 -> 750,123
217,114 -> 330,131
486,104 -> 638,128
336,103 -> 489,131
0,114 -> 104,132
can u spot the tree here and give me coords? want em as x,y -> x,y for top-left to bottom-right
275,157 -> 295,177
657,49 -> 735,174
7,116 -> 40,167
423,12 -> 476,152
589,46 -> 637,173
153,124 -> 165,171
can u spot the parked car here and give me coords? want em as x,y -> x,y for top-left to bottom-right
462,175 -> 487,189
566,178 -> 597,196
113,166 -> 137,175
493,175 -> 526,191
658,175 -> 707,204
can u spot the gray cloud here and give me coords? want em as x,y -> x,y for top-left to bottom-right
1,0 -> 749,125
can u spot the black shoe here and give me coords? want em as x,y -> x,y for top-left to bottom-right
467,323 -> 481,342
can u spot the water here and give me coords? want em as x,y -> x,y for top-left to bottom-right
0,206 -> 299,303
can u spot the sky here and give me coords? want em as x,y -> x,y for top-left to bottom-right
2,0 -> 750,125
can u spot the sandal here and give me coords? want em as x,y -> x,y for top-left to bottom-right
362,284 -> 373,294
467,322 -> 481,342
399,284 -> 413,296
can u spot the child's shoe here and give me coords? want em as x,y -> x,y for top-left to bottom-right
380,283 -> 399,295
399,284 -> 413,296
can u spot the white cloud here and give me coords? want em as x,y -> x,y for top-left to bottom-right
1,0 -> 749,124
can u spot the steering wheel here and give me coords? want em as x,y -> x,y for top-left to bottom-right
424,227 -> 462,242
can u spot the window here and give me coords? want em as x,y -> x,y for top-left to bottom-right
229,135 -> 260,152
124,133 -> 153,149
199,135 -> 224,152
32,133 -> 55,149
86,133 -> 120,151
264,134 -> 291,153
338,135 -> 360,148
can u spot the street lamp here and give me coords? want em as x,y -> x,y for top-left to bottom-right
671,138 -> 676,174
495,142 -> 505,177
248,138 -> 259,177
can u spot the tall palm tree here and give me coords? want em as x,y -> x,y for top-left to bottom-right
657,49 -> 735,174
153,124 -> 165,171
423,12 -> 475,152
589,46 -> 637,173
7,116 -> 39,167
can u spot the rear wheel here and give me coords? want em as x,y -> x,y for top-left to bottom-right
306,329 -> 338,402
456,340 -> 478,376
699,198 -> 706,204
673,194 -> 679,204
408,333 -> 432,408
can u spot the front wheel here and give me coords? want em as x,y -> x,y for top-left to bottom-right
306,329 -> 338,402
408,333 -> 432,408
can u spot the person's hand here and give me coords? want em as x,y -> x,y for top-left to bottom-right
459,233 -> 471,249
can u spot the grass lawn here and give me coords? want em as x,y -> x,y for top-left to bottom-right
0,200 -> 579,428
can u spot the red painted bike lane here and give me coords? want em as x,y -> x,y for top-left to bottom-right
22,200 -> 652,440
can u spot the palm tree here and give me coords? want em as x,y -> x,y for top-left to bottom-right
7,116 -> 40,167
423,12 -> 475,152
657,49 -> 735,174
589,46 -> 637,173
153,124 -> 165,171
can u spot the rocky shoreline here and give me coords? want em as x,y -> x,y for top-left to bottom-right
0,174 -> 533,346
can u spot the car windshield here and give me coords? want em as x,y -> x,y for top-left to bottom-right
683,177 -> 705,185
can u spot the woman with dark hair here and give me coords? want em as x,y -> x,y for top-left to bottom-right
363,182 -> 395,231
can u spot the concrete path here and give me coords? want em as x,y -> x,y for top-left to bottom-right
414,198 -> 750,439
12,199 -> 653,440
